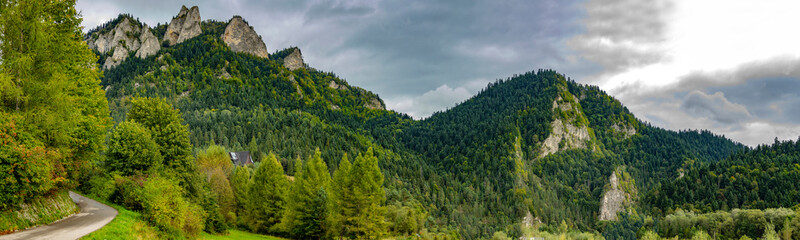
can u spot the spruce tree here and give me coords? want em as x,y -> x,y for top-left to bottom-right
283,148 -> 331,239
248,152 -> 288,234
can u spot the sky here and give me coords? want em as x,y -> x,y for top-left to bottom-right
76,0 -> 800,147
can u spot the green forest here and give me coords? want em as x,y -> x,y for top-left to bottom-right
3,0 -> 800,240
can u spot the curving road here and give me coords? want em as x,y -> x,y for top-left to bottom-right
0,191 -> 118,240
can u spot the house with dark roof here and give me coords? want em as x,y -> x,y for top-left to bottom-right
229,151 -> 253,166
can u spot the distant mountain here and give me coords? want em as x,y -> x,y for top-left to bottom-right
87,6 -> 755,239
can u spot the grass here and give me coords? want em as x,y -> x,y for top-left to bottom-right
78,192 -> 283,240
199,229 -> 286,240
78,193 -> 160,240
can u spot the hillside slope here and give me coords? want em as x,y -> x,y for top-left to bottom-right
87,10 -> 749,239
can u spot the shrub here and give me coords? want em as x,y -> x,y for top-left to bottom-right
138,176 -> 205,237
85,173 -> 116,201
0,113 -> 60,210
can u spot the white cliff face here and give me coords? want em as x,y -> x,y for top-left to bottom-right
612,123 -> 637,138
86,17 -> 161,69
539,95 -> 592,158
135,25 -> 160,59
329,80 -> 348,90
364,98 -> 385,110
599,172 -> 625,221
283,48 -> 304,70
166,6 -> 202,46
222,16 -> 269,58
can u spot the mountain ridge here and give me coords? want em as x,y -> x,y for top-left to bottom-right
85,7 -> 751,239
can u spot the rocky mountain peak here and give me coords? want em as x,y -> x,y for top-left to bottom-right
283,47 -> 304,70
166,5 -> 202,46
222,16 -> 269,58
85,15 -> 161,69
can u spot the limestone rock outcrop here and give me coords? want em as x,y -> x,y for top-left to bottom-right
329,80 -> 348,90
222,16 -> 268,58
364,98 -> 385,110
86,17 -> 161,69
166,6 -> 202,46
135,25 -> 160,58
283,48 -> 304,70
599,167 -> 636,221
539,93 -> 592,158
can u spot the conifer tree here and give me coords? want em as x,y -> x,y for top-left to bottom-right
330,148 -> 387,239
230,165 -> 252,228
350,147 -> 387,239
248,152 -> 289,234
329,154 -> 353,239
283,148 -> 331,239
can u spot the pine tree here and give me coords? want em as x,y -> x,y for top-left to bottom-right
283,148 -> 331,239
248,152 -> 289,234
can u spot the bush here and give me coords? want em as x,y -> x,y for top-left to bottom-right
0,113 -> 60,210
85,173 -> 116,201
138,176 -> 205,237
111,174 -> 147,210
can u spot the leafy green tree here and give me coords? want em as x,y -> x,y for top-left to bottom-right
127,97 -> 194,182
230,165 -> 252,228
106,121 -> 162,175
0,0 -> 111,203
210,168 -> 236,224
283,149 -> 331,239
248,153 -> 289,234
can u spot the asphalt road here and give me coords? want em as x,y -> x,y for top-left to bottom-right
0,191 -> 118,240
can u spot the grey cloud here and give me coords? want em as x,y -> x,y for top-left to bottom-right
611,57 -> 800,146
681,90 -> 752,125
567,0 -> 673,78
76,0 -> 603,119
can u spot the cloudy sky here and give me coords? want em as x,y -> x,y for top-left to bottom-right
77,0 -> 800,146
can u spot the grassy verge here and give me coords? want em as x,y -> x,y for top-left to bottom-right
78,192 -> 160,240
200,229 -> 286,240
0,191 -> 79,234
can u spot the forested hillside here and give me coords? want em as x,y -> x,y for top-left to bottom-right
77,8 -> 796,240
645,138 -> 800,214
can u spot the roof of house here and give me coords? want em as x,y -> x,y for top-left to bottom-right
229,151 -> 253,166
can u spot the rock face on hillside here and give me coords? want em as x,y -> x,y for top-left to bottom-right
166,6 -> 202,46
599,167 -> 636,221
86,18 -> 161,69
365,98 -> 385,110
329,80 -> 348,90
539,92 -> 592,158
283,48 -> 304,70
135,25 -> 160,58
222,16 -> 268,58
599,171 -> 625,220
